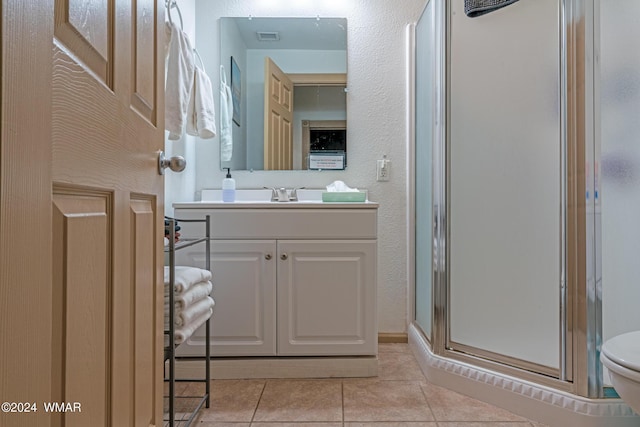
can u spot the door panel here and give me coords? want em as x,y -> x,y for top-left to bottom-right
132,0 -> 158,122
54,0 -> 112,85
131,198 -> 158,427
52,190 -> 111,427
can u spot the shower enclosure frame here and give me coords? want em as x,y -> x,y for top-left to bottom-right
410,0 -> 605,399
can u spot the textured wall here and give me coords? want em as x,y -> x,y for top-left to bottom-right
175,0 -> 427,333
164,0 -> 197,217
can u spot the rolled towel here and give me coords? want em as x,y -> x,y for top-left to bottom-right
165,295 -> 215,329
175,296 -> 215,327
174,308 -> 213,345
164,281 -> 213,310
164,266 -> 212,293
464,0 -> 520,17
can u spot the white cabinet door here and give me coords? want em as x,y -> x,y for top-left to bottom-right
277,240 -> 377,355
174,240 -> 277,356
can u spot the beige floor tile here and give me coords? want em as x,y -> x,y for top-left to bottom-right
435,423 -> 532,427
251,423 -> 342,427
198,379 -> 265,422
196,423 -> 250,427
377,351 -> 427,381
182,380 -> 207,396
345,423 -> 436,427
164,380 -> 190,396
343,380 -> 434,422
421,383 -> 528,422
253,379 -> 342,422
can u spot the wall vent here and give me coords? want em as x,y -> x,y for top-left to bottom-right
256,31 -> 280,41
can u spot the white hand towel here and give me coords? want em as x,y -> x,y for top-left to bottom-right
164,266 -> 212,293
174,296 -> 215,327
165,22 -> 195,140
219,65 -> 233,161
165,297 -> 214,329
164,280 -> 213,309
187,65 -> 216,139
173,308 -> 213,345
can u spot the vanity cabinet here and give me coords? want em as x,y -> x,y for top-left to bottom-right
172,202 -> 378,358
175,239 -> 277,356
276,239 -> 376,356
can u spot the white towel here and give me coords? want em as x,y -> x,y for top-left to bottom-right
164,297 -> 215,329
164,266 -> 212,293
165,22 -> 195,140
219,65 -> 233,161
186,65 -> 216,139
164,280 -> 213,310
173,308 -> 213,345
167,296 -> 214,328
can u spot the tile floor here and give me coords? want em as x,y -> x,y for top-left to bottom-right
165,343 -> 549,427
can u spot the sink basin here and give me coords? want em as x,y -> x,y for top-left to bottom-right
200,189 -> 325,203
201,189 -> 272,202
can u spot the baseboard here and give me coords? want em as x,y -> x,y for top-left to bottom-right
173,355 -> 379,379
378,332 -> 408,343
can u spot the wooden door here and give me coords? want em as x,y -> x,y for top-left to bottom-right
264,57 -> 294,170
1,0 -> 165,426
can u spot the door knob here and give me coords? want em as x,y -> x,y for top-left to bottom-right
158,151 -> 186,175
280,253 -> 288,260
265,254 -> 272,260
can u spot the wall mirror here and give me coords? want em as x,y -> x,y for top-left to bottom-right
219,17 -> 347,171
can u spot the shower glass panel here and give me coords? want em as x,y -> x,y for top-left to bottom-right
600,0 -> 640,387
448,0 -> 561,371
414,0 -> 435,339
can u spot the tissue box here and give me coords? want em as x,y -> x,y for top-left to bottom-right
321,191 -> 366,202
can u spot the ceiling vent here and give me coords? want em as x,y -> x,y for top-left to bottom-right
256,31 -> 280,41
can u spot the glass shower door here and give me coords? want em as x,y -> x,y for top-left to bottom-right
447,0 -> 561,375
414,0 -> 436,340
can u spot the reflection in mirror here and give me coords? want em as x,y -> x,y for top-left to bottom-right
219,17 -> 347,171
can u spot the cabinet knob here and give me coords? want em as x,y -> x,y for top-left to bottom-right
280,253 -> 288,260
265,253 -> 272,260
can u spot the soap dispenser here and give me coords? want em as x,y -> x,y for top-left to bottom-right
222,168 -> 236,202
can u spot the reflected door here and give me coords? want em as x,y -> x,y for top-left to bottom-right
264,57 -> 294,170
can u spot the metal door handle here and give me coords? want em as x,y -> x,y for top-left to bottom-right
280,253 -> 288,260
265,253 -> 272,260
158,151 -> 186,175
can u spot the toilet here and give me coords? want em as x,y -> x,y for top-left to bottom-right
601,330 -> 640,415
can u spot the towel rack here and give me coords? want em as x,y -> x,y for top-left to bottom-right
164,216 -> 211,427
166,0 -> 184,30
166,0 -> 204,71
194,49 -> 205,71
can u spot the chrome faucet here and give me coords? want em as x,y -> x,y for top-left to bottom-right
289,187 -> 305,201
264,187 -> 305,202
